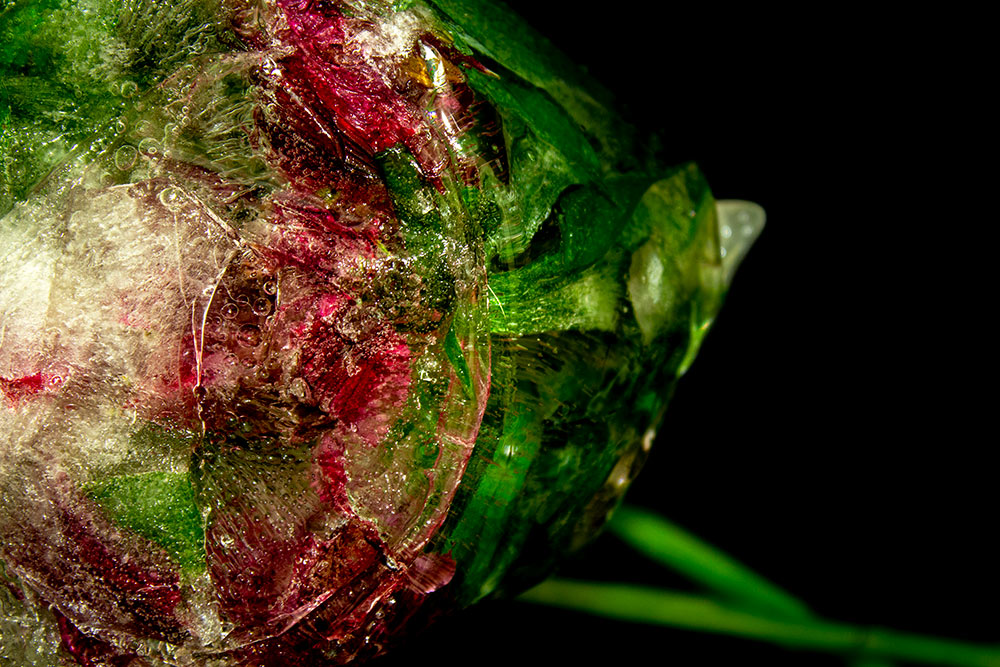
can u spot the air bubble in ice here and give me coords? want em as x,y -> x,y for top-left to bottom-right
138,138 -> 160,156
221,303 -> 239,319
252,297 -> 271,315
158,186 -> 185,211
237,324 -> 262,347
114,145 -> 138,171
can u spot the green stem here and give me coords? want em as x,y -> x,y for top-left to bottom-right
608,505 -> 810,620
520,580 -> 1000,667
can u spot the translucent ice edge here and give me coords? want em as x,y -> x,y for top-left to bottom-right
716,200 -> 766,285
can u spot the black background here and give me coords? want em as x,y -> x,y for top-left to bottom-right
380,4 -> 990,665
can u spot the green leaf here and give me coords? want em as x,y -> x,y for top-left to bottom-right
520,581 -> 1000,667
85,471 -> 206,576
609,505 -> 810,620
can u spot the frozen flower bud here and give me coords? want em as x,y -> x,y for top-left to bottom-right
0,1 -> 761,664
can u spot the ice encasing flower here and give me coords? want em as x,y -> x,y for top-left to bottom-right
0,1 -> 761,664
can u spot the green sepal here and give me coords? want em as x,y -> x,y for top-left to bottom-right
84,471 -> 206,576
